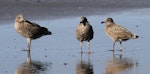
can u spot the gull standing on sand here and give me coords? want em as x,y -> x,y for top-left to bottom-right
101,17 -> 138,51
75,17 -> 94,52
14,14 -> 52,51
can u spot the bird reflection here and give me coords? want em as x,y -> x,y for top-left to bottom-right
105,52 -> 137,74
76,53 -> 93,74
15,51 -> 50,74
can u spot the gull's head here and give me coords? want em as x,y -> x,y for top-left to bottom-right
101,17 -> 114,24
80,17 -> 88,23
15,14 -> 24,22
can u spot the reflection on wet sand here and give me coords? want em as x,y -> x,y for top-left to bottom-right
105,52 -> 137,74
76,53 -> 93,74
15,51 -> 51,74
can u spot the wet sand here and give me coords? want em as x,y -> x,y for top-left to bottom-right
1,0 -> 150,24
0,0 -> 150,74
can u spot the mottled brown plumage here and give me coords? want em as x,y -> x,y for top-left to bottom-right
75,17 -> 94,52
14,14 -> 52,51
101,17 -> 138,51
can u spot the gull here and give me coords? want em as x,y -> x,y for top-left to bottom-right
75,17 -> 94,53
101,17 -> 138,51
14,14 -> 52,51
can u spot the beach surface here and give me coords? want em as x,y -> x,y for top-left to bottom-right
0,0 -> 150,74
1,0 -> 150,24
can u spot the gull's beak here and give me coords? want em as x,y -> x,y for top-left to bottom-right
101,21 -> 105,24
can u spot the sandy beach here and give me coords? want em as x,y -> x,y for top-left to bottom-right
1,0 -> 150,24
0,0 -> 150,74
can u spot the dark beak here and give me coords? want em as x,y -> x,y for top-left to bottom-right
101,21 -> 105,24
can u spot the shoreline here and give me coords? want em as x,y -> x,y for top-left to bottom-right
0,0 -> 150,24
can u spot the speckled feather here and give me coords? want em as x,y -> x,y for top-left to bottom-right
15,14 -> 52,39
102,17 -> 138,42
101,17 -> 138,51
76,21 -> 94,42
105,23 -> 134,42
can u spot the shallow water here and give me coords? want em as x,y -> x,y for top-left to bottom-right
0,8 -> 150,74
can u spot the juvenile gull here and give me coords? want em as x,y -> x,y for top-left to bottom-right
101,17 -> 138,51
14,14 -> 52,51
75,17 -> 94,52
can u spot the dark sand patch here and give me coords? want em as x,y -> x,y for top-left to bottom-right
0,0 -> 150,24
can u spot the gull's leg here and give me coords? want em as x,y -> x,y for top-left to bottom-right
120,41 -> 122,51
27,38 -> 31,51
27,51 -> 31,63
80,41 -> 83,53
87,41 -> 91,53
120,50 -> 122,59
112,42 -> 116,51
112,51 -> 115,59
